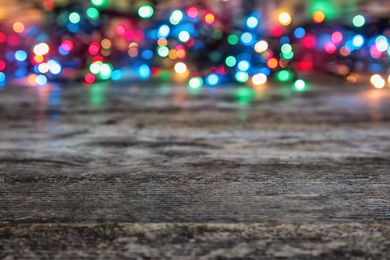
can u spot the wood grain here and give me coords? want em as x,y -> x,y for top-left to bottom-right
1,82 -> 390,258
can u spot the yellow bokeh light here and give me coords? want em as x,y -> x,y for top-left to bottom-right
174,62 -> 187,73
27,74 -> 37,85
157,38 -> 168,46
252,73 -> 267,85
254,40 -> 268,53
279,12 -> 292,26
176,49 -> 186,59
13,22 -> 24,33
33,43 -> 50,56
169,49 -> 177,59
204,13 -> 215,24
370,74 -> 385,89
101,39 -> 112,49
346,74 -> 358,84
34,55 -> 44,63
312,10 -> 325,23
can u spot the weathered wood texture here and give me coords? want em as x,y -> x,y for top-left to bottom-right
1,82 -> 390,258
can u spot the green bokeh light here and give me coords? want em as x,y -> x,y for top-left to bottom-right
228,34 -> 239,45
98,63 -> 113,80
281,44 -> 292,54
352,15 -> 365,27
235,71 -> 249,83
225,56 -> 237,67
281,51 -> 294,60
86,7 -> 100,20
276,70 -> 294,82
170,10 -> 183,25
188,77 -> 203,89
69,12 -> 81,24
157,46 -> 169,57
293,79 -> 306,91
138,5 -> 154,19
90,0 -> 108,8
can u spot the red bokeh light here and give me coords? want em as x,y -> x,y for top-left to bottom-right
123,30 -> 134,41
302,34 -> 317,49
92,55 -> 104,62
271,26 -> 284,38
115,24 -> 126,36
84,73 -> 95,84
61,40 -> 74,52
296,55 -> 313,71
0,60 -> 5,71
0,32 -> 6,43
88,42 -> 100,55
324,42 -> 336,54
186,6 -> 199,18
331,31 -> 343,45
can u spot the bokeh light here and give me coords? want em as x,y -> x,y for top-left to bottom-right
370,74 -> 385,88
279,12 -> 292,26
138,5 -> 154,19
353,15 -> 365,27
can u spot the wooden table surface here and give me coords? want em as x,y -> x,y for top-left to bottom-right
1,81 -> 390,258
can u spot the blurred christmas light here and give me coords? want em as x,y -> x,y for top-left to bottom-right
294,27 -> 305,39
225,56 -> 236,67
189,77 -> 203,89
158,25 -> 170,38
312,10 -> 325,23
238,60 -> 250,71
33,43 -> 49,56
15,50 -> 27,62
174,62 -> 187,74
69,12 -> 81,24
352,15 -> 365,27
91,0 -> 108,8
352,35 -> 364,48
228,34 -> 239,45
13,22 -> 24,33
206,74 -> 219,86
293,79 -> 306,90
246,16 -> 258,29
86,7 -> 100,20
370,74 -> 385,89
178,31 -> 190,42
138,5 -> 154,19
254,40 -> 268,53
276,70 -> 293,82
48,60 -> 62,75
252,73 -> 267,85
0,1 -> 387,90
204,12 -> 216,24
186,6 -> 199,18
170,10 -> 183,25
36,75 -> 47,86
235,71 -> 249,83
279,12 -> 292,26
138,64 -> 151,79
38,63 -> 49,74
331,31 -> 343,44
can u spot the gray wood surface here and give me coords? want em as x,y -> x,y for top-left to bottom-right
1,82 -> 390,258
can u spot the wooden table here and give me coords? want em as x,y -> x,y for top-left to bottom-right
1,81 -> 389,258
